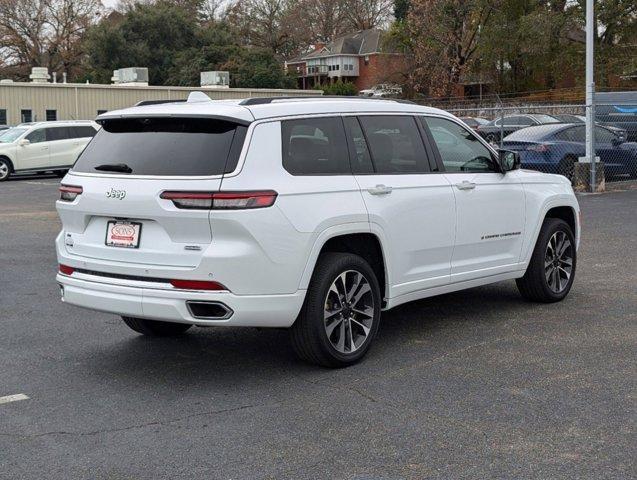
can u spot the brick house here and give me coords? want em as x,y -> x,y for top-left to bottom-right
285,29 -> 406,92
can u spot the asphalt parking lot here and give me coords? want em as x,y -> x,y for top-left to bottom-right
1,175 -> 635,480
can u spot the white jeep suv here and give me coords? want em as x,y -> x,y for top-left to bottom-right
0,121 -> 98,181
55,95 -> 580,367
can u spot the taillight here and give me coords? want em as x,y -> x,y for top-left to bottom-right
169,279 -> 227,291
59,185 -> 83,201
160,191 -> 278,210
59,264 -> 75,275
526,144 -> 550,152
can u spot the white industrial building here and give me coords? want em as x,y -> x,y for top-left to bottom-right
0,67 -> 320,126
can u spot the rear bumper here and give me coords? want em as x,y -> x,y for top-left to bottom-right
56,273 -> 305,328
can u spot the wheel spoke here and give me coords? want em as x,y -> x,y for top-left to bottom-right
346,319 -> 355,352
346,272 -> 362,302
335,273 -> 347,297
558,266 -> 571,279
335,319 -> 346,352
557,238 -> 571,258
328,284 -> 343,308
352,305 -> 374,318
325,317 -> 343,337
350,318 -> 371,336
324,307 -> 342,321
545,266 -> 554,285
350,283 -> 371,309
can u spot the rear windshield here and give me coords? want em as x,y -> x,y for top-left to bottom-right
72,117 -> 247,176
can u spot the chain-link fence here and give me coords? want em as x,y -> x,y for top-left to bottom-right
442,102 -> 637,191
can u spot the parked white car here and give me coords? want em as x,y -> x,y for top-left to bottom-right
55,95 -> 580,367
0,121 -> 98,181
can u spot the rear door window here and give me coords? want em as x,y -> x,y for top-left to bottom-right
556,126 -> 585,142
69,126 -> 97,139
358,116 -> 430,174
72,117 -> 247,176
281,117 -> 350,175
343,117 -> 374,174
46,127 -> 71,141
595,127 -> 616,143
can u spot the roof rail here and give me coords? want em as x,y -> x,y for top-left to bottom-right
134,99 -> 186,107
239,96 -> 416,106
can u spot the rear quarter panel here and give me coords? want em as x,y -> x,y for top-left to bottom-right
218,120 -> 370,295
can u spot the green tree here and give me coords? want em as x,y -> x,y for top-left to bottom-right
84,2 -> 199,85
394,0 -> 410,22
222,48 -> 297,89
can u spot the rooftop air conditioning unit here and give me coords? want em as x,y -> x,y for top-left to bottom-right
112,67 -> 149,86
29,67 -> 50,83
200,71 -> 230,89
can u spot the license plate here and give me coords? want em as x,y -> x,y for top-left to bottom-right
105,221 -> 142,248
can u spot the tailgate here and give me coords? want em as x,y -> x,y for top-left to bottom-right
56,115 -> 248,268
58,175 -> 220,267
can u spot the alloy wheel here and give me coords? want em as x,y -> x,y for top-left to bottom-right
545,231 -> 573,293
323,270 -> 375,354
0,162 -> 9,180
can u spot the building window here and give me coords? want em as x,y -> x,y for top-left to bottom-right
46,109 -> 57,121
0,109 -> 6,125
21,109 -> 32,123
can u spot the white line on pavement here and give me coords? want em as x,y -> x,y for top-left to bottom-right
0,394 -> 29,405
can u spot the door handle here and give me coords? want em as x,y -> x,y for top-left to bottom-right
367,184 -> 393,195
455,181 -> 476,191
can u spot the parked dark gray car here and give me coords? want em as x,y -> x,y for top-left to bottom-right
476,114 -> 560,143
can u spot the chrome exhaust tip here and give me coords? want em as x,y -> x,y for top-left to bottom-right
186,301 -> 233,320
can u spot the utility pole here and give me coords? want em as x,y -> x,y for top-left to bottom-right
586,0 -> 596,191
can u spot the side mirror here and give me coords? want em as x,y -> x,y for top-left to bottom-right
18,139 -> 30,146
498,149 -> 521,172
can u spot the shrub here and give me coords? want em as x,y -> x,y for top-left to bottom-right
321,79 -> 358,96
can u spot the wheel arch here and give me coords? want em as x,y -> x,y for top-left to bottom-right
545,205 -> 577,236
521,198 -> 580,266
0,155 -> 14,172
299,226 -> 389,304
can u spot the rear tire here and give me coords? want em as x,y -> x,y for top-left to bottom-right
0,158 -> 11,181
290,252 -> 381,368
516,218 -> 576,303
122,316 -> 192,336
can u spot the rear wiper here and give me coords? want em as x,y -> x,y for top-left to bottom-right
94,163 -> 132,173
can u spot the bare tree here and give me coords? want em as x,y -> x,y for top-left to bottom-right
297,0 -> 348,43
225,0 -> 297,55
0,0 -> 102,78
344,0 -> 393,30
407,0 -> 494,97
